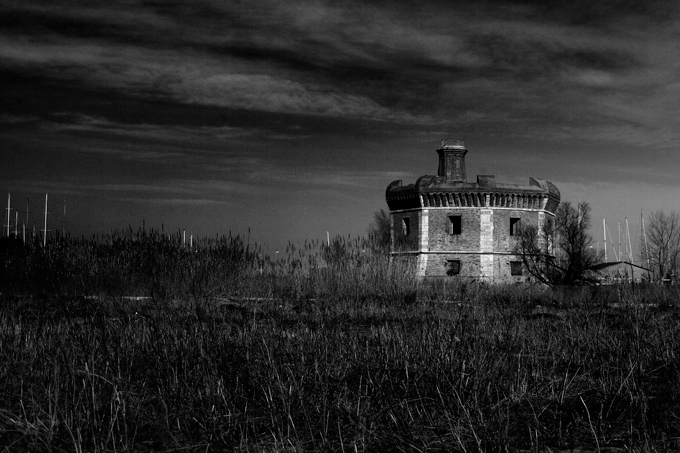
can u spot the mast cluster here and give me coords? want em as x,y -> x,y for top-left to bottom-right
602,216 -> 640,264
4,192 -> 63,245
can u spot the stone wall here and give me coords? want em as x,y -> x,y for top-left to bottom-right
426,209 -> 481,252
421,252 -> 530,282
391,206 -> 554,281
423,253 -> 481,279
491,209 -> 541,252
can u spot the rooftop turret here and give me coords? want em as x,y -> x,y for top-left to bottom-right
386,140 -> 560,212
437,139 -> 467,183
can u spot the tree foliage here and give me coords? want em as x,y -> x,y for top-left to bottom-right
514,201 -> 600,285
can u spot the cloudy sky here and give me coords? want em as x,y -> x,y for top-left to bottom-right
2,0 -> 680,256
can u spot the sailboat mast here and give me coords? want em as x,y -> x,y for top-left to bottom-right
618,221 -> 621,262
640,209 -> 644,265
606,221 -> 618,261
26,196 -> 29,242
62,196 -> 66,237
603,218 -> 607,262
626,218 -> 633,264
43,193 -> 48,247
642,214 -> 651,271
6,193 -> 10,238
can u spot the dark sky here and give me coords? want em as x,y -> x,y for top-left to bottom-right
2,0 -> 679,256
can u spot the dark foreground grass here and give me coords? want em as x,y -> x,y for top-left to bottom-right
2,233 -> 680,451
3,287 -> 680,452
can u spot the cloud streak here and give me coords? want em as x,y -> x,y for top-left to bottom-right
4,0 -> 667,129
0,31 -> 431,123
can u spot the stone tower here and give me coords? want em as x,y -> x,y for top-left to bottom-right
385,139 -> 560,281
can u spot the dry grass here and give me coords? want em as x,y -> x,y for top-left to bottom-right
2,232 -> 680,452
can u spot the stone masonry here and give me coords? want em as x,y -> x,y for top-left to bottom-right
385,139 -> 560,282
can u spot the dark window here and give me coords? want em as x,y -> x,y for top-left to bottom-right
510,261 -> 523,276
449,215 -> 462,235
402,217 -> 411,236
510,217 -> 522,236
446,260 -> 461,276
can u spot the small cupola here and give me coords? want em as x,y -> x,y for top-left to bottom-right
437,138 -> 467,183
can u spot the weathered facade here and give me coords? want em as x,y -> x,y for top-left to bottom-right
385,139 -> 560,282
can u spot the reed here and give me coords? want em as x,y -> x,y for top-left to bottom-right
1,231 -> 680,451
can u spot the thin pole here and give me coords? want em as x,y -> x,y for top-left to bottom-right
618,221 -> 621,263
26,196 -> 29,239
622,218 -> 627,262
14,211 -> 18,237
62,196 -> 66,237
6,193 -> 10,237
43,193 -> 48,247
626,218 -> 633,264
640,209 -> 644,265
603,218 -> 607,262
606,222 -> 618,261
642,214 -> 651,272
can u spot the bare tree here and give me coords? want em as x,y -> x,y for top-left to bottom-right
554,202 -> 600,285
514,217 -> 561,285
514,201 -> 600,285
644,210 -> 680,281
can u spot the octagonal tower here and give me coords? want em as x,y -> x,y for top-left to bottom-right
385,139 -> 560,281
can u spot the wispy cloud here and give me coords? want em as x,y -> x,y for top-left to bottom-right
88,183 -> 194,195
0,114 -> 40,124
244,163 -> 414,191
177,73 -> 432,123
0,31 -> 432,123
46,113 -> 256,142
116,197 -> 228,206
3,0 -> 676,133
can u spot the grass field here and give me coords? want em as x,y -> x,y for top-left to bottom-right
1,230 -> 680,452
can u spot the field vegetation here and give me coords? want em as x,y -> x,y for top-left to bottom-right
1,229 -> 680,452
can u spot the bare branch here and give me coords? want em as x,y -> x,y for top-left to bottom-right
514,201 -> 600,286
645,210 -> 680,281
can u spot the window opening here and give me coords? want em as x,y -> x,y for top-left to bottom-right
510,261 -> 523,276
510,217 -> 522,236
446,260 -> 461,276
449,215 -> 462,235
402,217 -> 411,236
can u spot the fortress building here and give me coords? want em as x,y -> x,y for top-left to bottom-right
385,139 -> 560,282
